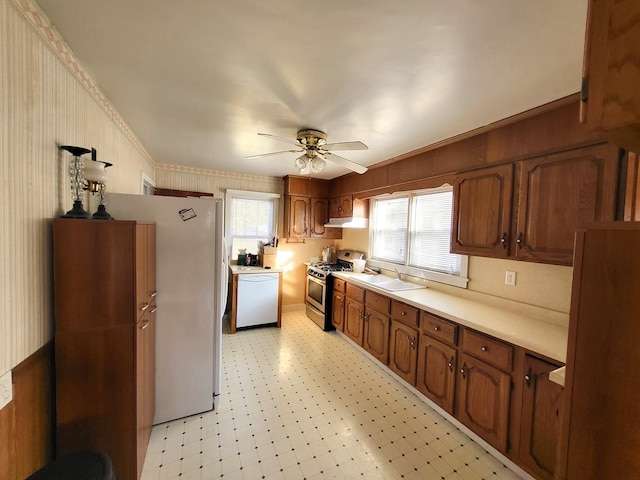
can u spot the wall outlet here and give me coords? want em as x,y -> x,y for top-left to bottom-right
505,270 -> 517,286
0,370 -> 12,411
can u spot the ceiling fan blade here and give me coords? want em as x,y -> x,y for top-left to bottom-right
257,132 -> 302,147
323,152 -> 368,174
322,141 -> 368,151
246,149 -> 302,159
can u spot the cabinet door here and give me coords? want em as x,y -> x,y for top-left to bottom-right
515,144 -> 618,265
331,291 -> 345,331
135,224 -> 156,478
416,334 -> 457,415
287,196 -> 309,238
55,325 -> 136,480
330,195 -> 353,217
389,320 -> 418,385
363,309 -> 390,364
451,164 -> 514,257
310,197 -> 329,237
135,311 -> 155,478
581,0 -> 640,150
344,298 -> 364,346
519,355 -> 563,480
457,353 -> 511,453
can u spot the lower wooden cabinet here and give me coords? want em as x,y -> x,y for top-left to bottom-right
344,297 -> 364,346
416,334 -> 457,414
389,320 -> 419,385
518,355 -> 563,480
363,309 -> 390,364
457,352 -> 511,453
331,290 -> 345,331
338,280 -> 564,477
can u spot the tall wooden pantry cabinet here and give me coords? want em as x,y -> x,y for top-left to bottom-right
53,219 -> 156,480
556,222 -> 640,479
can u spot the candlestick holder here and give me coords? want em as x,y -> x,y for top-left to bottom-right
60,145 -> 91,218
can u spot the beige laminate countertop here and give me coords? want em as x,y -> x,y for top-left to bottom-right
229,265 -> 283,274
333,272 -> 568,363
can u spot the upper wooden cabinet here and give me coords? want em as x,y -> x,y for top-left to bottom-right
452,163 -> 514,258
581,0 -> 640,150
330,195 -> 353,217
285,195 -> 310,238
452,143 -> 620,265
283,176 -> 341,239
309,197 -> 340,238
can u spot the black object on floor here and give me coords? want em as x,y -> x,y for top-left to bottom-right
26,450 -> 115,480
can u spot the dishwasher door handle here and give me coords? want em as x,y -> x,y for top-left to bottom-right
239,275 -> 278,283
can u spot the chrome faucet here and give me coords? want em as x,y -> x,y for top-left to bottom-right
395,268 -> 401,280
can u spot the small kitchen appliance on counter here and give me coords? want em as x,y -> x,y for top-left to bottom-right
306,249 -> 364,330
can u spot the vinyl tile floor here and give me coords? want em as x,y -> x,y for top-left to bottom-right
141,310 -> 524,480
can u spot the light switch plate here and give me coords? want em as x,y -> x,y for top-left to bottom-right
0,370 -> 13,411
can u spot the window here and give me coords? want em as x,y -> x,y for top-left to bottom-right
369,185 -> 468,288
225,189 -> 279,257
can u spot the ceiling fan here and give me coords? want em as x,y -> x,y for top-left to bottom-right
247,129 -> 369,174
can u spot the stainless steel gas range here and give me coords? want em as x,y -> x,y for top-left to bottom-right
306,250 -> 364,330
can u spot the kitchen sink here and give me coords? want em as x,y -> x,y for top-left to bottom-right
357,275 -> 426,292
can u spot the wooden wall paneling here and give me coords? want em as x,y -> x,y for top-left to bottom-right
0,343 -> 55,480
485,102 -> 604,165
387,135 -> 486,185
358,174 -> 456,199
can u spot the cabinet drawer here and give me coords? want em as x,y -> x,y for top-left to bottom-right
391,300 -> 419,328
366,290 -> 390,314
346,283 -> 365,303
333,278 -> 346,294
462,329 -> 513,372
421,312 -> 458,346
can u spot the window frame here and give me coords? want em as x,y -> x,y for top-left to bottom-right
224,189 -> 280,258
367,185 -> 469,289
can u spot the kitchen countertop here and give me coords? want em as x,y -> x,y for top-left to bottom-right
229,265 -> 283,274
333,272 -> 568,363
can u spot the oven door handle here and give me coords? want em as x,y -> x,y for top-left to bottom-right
307,275 -> 326,287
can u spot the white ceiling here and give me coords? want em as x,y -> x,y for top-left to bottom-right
35,0 -> 588,180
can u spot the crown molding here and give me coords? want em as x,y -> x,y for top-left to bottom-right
156,163 -> 283,184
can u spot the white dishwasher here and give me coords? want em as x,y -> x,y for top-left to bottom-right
236,273 -> 279,328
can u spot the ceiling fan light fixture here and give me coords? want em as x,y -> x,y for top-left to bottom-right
311,156 -> 326,172
295,154 -> 308,173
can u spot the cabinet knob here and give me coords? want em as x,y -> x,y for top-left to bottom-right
140,303 -> 150,312
150,307 -> 157,314
481,346 -> 488,352
140,319 -> 150,330
516,232 -> 523,249
434,326 -> 440,331
401,311 -> 406,316
525,367 -> 532,386
501,232 -> 507,249
460,362 -> 467,379
410,338 -> 416,350
448,357 -> 454,372
150,291 -> 158,298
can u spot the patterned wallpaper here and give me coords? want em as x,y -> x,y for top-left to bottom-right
1,0 -> 156,373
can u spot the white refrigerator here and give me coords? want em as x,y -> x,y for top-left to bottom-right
106,193 -> 227,424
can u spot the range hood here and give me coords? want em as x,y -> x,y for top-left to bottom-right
324,217 -> 369,229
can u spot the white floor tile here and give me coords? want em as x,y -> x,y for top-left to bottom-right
143,311 -> 526,479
